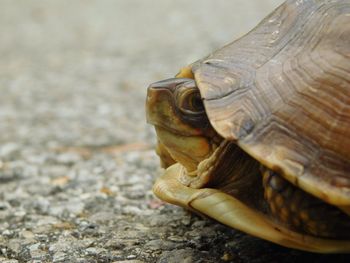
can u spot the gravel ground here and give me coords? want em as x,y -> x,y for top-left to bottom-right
0,0 -> 349,262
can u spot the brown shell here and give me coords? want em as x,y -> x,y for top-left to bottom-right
191,0 -> 350,205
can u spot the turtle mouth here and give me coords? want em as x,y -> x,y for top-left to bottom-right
155,126 -> 222,176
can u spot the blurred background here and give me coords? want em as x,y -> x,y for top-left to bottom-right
3,1 -> 348,262
0,0 -> 284,148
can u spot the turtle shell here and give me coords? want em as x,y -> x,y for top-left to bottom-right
189,0 -> 350,206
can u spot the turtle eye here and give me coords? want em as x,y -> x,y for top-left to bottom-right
177,88 -> 204,114
175,85 -> 209,128
188,92 -> 204,112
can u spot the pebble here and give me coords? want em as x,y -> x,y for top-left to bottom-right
158,249 -> 195,263
29,243 -> 46,260
20,230 -> 34,239
168,235 -> 185,242
2,230 -> 13,237
55,152 -> 82,165
0,143 -> 19,159
144,239 -> 176,251
0,258 -> 19,263
52,251 -> 67,263
7,239 -> 22,254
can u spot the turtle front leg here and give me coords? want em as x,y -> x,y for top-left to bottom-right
153,163 -> 214,209
153,163 -> 350,253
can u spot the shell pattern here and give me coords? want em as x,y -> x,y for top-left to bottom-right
191,0 -> 350,205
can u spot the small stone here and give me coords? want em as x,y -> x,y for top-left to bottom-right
52,251 -> 67,263
147,199 -> 165,209
148,214 -> 173,227
85,247 -> 107,256
55,152 -> 82,165
49,200 -> 84,216
158,249 -> 195,263
29,243 -> 47,260
104,238 -> 128,249
2,230 -> 13,237
49,233 -> 78,253
7,239 -> 22,253
33,198 -> 50,214
0,257 -> 19,263
0,143 -> 19,158
191,220 -> 207,228
144,239 -> 162,250
0,202 -> 10,211
89,211 -> 116,223
52,222 -> 75,231
19,230 -> 35,240
99,186 -> 115,196
85,247 -> 98,255
180,216 -> 191,226
14,210 -> 26,217
168,235 -> 185,242
122,206 -> 142,215
51,176 -> 70,186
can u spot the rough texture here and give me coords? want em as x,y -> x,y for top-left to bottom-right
0,0 -> 349,262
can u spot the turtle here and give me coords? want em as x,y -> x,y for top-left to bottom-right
145,0 -> 350,253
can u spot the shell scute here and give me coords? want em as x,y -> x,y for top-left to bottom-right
193,0 -> 350,204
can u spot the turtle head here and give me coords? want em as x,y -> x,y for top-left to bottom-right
146,78 -> 221,173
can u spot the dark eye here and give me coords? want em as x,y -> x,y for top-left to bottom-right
174,83 -> 209,128
176,87 -> 205,114
188,92 -> 204,112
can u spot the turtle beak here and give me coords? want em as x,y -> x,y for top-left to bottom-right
145,79 -> 173,126
146,78 -> 191,170
145,78 -> 193,128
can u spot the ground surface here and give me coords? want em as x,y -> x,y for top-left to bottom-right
0,0 -> 349,262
